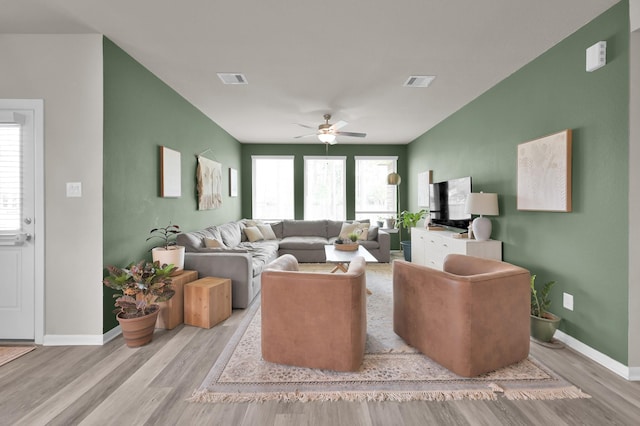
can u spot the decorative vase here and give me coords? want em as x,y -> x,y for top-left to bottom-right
151,246 -> 185,273
530,312 -> 561,342
384,218 -> 396,229
117,306 -> 160,348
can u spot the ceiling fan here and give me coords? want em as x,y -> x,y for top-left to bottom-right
295,114 -> 367,145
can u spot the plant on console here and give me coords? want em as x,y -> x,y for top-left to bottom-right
147,222 -> 181,250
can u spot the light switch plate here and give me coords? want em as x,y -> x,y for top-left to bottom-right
563,292 -> 574,311
66,182 -> 82,197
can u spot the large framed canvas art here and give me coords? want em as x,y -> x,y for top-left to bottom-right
517,129 -> 572,212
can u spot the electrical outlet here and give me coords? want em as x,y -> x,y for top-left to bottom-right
66,182 -> 82,197
563,292 -> 574,311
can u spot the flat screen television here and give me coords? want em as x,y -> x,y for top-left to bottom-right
429,176 -> 472,229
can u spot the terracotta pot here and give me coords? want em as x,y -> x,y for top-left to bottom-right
117,306 -> 160,347
151,246 -> 185,273
530,312 -> 561,342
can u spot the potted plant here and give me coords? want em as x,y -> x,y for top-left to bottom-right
103,260 -> 176,347
147,222 -> 185,272
530,275 -> 561,342
396,209 -> 428,261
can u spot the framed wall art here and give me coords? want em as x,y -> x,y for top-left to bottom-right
160,146 -> 181,198
229,168 -> 238,197
417,170 -> 432,208
517,129 -> 572,212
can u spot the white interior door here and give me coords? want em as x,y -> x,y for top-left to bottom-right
0,101 -> 40,340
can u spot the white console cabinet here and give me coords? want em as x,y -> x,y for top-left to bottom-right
411,228 -> 502,270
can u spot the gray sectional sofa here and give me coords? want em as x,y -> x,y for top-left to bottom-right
177,219 -> 390,308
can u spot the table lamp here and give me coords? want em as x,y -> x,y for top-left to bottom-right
464,192 -> 499,241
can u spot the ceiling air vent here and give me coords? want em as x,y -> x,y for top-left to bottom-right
403,75 -> 436,88
217,73 -> 248,85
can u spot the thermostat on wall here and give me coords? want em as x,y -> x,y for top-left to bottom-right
586,41 -> 607,72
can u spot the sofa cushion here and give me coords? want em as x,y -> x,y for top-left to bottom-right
278,236 -> 330,250
218,222 -> 242,248
257,224 -> 277,240
270,221 -> 284,239
177,226 -> 223,251
367,226 -> 378,241
283,220 -> 327,238
244,226 -> 264,242
327,220 -> 344,238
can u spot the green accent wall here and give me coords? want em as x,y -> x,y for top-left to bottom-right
240,144 -> 407,248
102,38 -> 242,331
408,3 -> 629,363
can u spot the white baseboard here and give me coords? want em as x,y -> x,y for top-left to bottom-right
554,330 -> 638,381
43,326 -> 121,346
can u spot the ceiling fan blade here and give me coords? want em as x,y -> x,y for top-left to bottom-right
335,131 -> 367,138
294,133 -> 317,139
330,120 -> 348,131
296,123 -> 316,129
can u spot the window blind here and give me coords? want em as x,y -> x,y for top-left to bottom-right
0,123 -> 21,232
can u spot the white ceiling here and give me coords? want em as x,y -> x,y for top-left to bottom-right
1,0 -> 619,144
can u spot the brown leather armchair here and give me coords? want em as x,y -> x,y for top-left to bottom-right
393,254 -> 531,377
261,254 -> 367,372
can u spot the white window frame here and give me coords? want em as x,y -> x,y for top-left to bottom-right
303,156 -> 347,220
251,155 -> 295,220
354,156 -> 398,222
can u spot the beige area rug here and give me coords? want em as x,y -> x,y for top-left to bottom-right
0,346 -> 35,367
191,263 -> 590,403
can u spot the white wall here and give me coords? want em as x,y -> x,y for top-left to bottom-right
0,34 -> 104,343
631,0 -> 640,31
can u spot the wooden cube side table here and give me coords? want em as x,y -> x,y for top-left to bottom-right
184,277 -> 232,329
156,270 -> 198,329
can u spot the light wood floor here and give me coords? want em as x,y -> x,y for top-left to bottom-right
2,312 -> 639,425
2,258 -> 640,426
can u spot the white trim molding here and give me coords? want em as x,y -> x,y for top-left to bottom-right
43,326 -> 121,346
554,330 -> 638,381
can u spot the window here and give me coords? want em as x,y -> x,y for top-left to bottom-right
252,156 -> 294,220
354,156 -> 398,223
304,156 -> 346,220
0,123 -> 21,231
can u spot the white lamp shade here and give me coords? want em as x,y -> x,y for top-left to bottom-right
318,133 -> 336,144
464,192 -> 499,216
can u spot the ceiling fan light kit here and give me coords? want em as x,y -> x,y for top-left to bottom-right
318,133 -> 336,144
296,113 -> 366,145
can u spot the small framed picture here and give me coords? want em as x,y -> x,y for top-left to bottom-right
229,168 -> 238,197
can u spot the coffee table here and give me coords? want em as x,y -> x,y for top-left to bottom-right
324,244 -> 378,273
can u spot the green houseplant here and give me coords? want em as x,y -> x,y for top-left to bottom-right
147,222 -> 185,272
103,260 -> 176,347
530,275 -> 561,342
396,209 -> 428,261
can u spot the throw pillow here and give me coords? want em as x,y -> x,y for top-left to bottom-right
257,224 -> 277,240
244,226 -> 265,242
338,222 -> 369,241
204,237 -> 225,248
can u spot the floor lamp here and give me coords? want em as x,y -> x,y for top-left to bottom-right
387,172 -> 402,244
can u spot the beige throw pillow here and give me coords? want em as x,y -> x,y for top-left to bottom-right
204,237 -> 225,248
244,226 -> 264,242
339,222 -> 370,241
257,224 -> 277,240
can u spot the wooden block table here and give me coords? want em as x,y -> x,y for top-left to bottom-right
156,270 -> 198,329
184,277 -> 232,329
